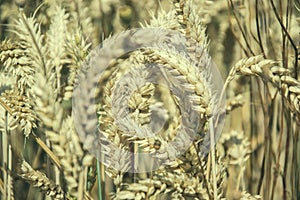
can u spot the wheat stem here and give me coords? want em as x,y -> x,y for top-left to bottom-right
227,0 -> 255,56
2,111 -> 8,200
77,168 -> 85,200
31,132 -> 62,170
97,152 -> 102,200
7,144 -> 12,200
255,0 -> 266,58
194,142 -> 212,199
0,177 -> 4,195
270,0 -> 298,79
209,118 -> 218,200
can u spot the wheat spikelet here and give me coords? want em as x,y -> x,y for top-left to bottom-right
12,11 -> 48,76
64,30 -> 91,101
31,71 -> 62,130
143,47 -> 211,116
154,170 -> 210,199
0,89 -> 36,137
112,178 -> 172,200
0,40 -> 35,94
47,4 -> 69,67
172,0 -> 212,72
46,4 -> 69,98
219,130 -> 251,167
0,104 -> 19,136
142,8 -> 180,30
8,176 -> 14,200
226,55 -> 300,122
96,65 -> 156,173
18,160 -> 66,199
226,94 -> 245,114
26,15 -> 94,193
67,0 -> 97,45
218,130 -> 253,199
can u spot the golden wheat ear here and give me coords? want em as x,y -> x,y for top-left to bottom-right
225,55 -> 300,122
18,159 -> 67,199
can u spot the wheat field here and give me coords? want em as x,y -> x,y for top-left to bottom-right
0,0 -> 299,199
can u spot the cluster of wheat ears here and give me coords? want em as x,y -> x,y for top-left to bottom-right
0,0 -> 299,199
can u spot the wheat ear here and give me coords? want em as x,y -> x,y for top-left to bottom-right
225,55 -> 300,122
18,160 -> 67,199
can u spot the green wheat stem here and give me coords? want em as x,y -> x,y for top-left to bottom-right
97,151 -> 102,200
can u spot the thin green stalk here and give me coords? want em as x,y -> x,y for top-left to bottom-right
97,151 -> 102,200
